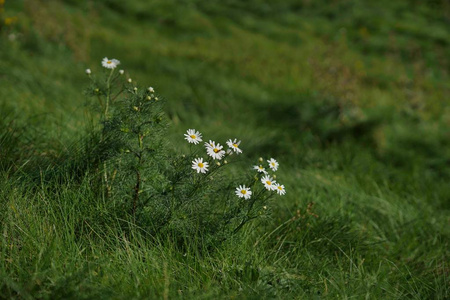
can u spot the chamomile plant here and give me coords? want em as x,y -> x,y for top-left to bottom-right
84,58 -> 286,245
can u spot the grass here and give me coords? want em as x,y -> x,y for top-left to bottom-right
1,0 -> 449,298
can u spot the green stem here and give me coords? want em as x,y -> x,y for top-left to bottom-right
133,125 -> 144,217
97,95 -> 104,111
132,170 -> 141,218
104,68 -> 114,119
101,68 -> 115,198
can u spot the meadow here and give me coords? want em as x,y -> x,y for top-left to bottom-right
0,0 -> 449,298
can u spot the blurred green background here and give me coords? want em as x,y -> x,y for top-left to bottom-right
0,0 -> 449,298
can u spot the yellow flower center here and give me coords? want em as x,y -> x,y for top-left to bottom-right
213,148 -> 219,153
241,190 -> 247,194
107,60 -> 112,64
271,163 -> 275,166
233,143 -> 238,148
198,163 -> 204,168
190,135 -> 196,139
278,186 -> 282,190
266,181 -> 272,185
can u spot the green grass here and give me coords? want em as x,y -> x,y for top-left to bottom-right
1,0 -> 449,298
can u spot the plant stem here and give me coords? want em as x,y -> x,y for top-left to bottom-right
133,170 -> 140,218
133,131 -> 144,218
101,68 -> 115,198
104,68 -> 114,118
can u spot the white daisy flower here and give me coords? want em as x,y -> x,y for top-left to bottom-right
101,57 -> 120,69
261,175 -> 277,191
253,165 -> 267,174
226,138 -> 242,154
235,185 -> 252,200
205,140 -> 225,160
119,69 -> 124,75
274,184 -> 286,195
191,158 -> 209,174
267,158 -> 279,172
85,68 -> 91,75
148,87 -> 155,93
184,129 -> 203,144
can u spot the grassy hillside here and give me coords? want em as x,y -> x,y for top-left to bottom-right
1,0 -> 449,298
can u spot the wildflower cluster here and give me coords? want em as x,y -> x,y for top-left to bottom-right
83,57 -> 286,245
184,128 -> 286,203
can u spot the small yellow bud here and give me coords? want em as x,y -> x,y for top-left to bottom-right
127,78 -> 132,83
273,175 -> 277,179
94,88 -> 99,93
216,162 -> 221,166
259,157 -> 263,162
146,96 -> 151,100
224,160 -> 228,164
155,97 -> 159,101
263,206 -> 267,210
133,106 -> 139,111
133,87 -> 138,92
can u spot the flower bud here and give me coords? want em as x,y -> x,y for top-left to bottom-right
146,96 -> 151,100
119,69 -> 124,75
259,157 -> 263,162
133,87 -> 138,92
85,68 -> 91,75
148,87 -> 155,93
127,78 -> 132,83
224,160 -> 228,164
216,162 -> 221,166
